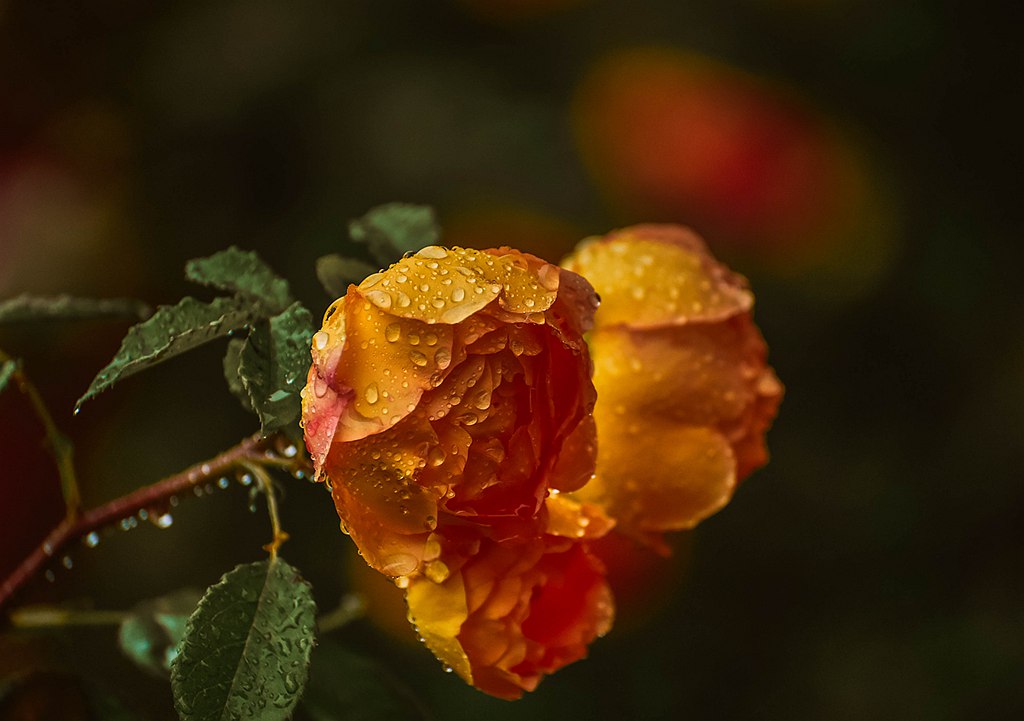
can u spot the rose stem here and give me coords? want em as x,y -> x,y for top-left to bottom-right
0,431 -> 309,614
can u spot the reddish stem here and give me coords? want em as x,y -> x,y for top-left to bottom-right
0,432 -> 306,613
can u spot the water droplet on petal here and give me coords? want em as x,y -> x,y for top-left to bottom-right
364,289 -> 393,308
364,383 -> 379,404
385,323 -> 401,342
410,350 -> 428,367
313,331 -> 330,350
424,560 -> 450,583
427,446 -> 447,467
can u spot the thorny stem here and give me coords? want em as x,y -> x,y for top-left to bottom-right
0,349 -> 81,519
0,432 -> 312,615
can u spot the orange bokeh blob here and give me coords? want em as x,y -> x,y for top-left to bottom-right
573,48 -> 870,262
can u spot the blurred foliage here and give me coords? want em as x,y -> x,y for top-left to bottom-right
1,0 -> 1022,719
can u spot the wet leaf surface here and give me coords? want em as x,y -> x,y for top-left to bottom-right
170,558 -> 317,721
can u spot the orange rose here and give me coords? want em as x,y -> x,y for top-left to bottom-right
301,245 -> 612,697
563,225 -> 782,545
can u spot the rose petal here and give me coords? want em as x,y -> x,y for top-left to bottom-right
563,224 -> 752,329
576,423 -> 737,532
333,294 -> 455,441
545,492 -> 615,540
588,317 -> 781,480
406,572 -> 473,682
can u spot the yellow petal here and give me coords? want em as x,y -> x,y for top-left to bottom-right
544,492 -> 615,540
563,224 -> 752,329
358,246 -> 558,325
406,573 -> 473,683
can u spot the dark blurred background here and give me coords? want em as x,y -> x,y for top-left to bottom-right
1,1 -> 1022,719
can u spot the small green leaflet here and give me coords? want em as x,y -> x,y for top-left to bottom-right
234,303 -> 313,439
222,338 -> 253,411
170,558 -> 317,721
118,589 -> 202,678
76,295 -> 273,411
0,294 -> 151,324
0,359 -> 16,394
315,254 -> 378,298
302,641 -> 429,721
185,247 -> 292,314
349,203 -> 440,266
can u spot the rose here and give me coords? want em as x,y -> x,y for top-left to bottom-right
301,244 -> 612,697
563,224 -> 783,546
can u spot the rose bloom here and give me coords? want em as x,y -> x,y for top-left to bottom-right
301,245 -> 613,698
563,224 -> 783,547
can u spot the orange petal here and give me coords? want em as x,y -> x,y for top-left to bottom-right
563,224 -> 752,329
333,293 -> 455,441
588,318 -> 780,480
577,423 -> 737,533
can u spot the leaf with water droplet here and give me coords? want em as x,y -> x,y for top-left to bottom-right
0,358 -> 16,394
170,558 -> 317,721
348,203 -> 440,267
0,294 -> 151,325
237,302 -> 314,440
316,254 -> 378,298
76,295 -> 272,411
184,246 -> 292,314
301,640 -> 428,721
118,588 -> 202,678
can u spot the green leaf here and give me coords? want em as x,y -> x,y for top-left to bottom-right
222,338 -> 253,411
238,303 -> 313,438
76,295 -> 272,411
349,203 -> 440,266
302,641 -> 428,721
118,588 -> 202,678
315,254 -> 378,298
185,247 -> 292,314
170,558 -> 317,721
0,294 -> 151,324
0,359 -> 16,394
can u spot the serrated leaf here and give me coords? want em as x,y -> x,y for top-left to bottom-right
170,558 -> 317,721
238,303 -> 313,438
222,338 -> 253,411
315,254 -> 378,298
349,203 -> 440,266
118,589 -> 202,678
302,641 -> 428,721
0,359 -> 16,394
185,247 -> 292,314
76,295 -> 272,411
0,294 -> 151,324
